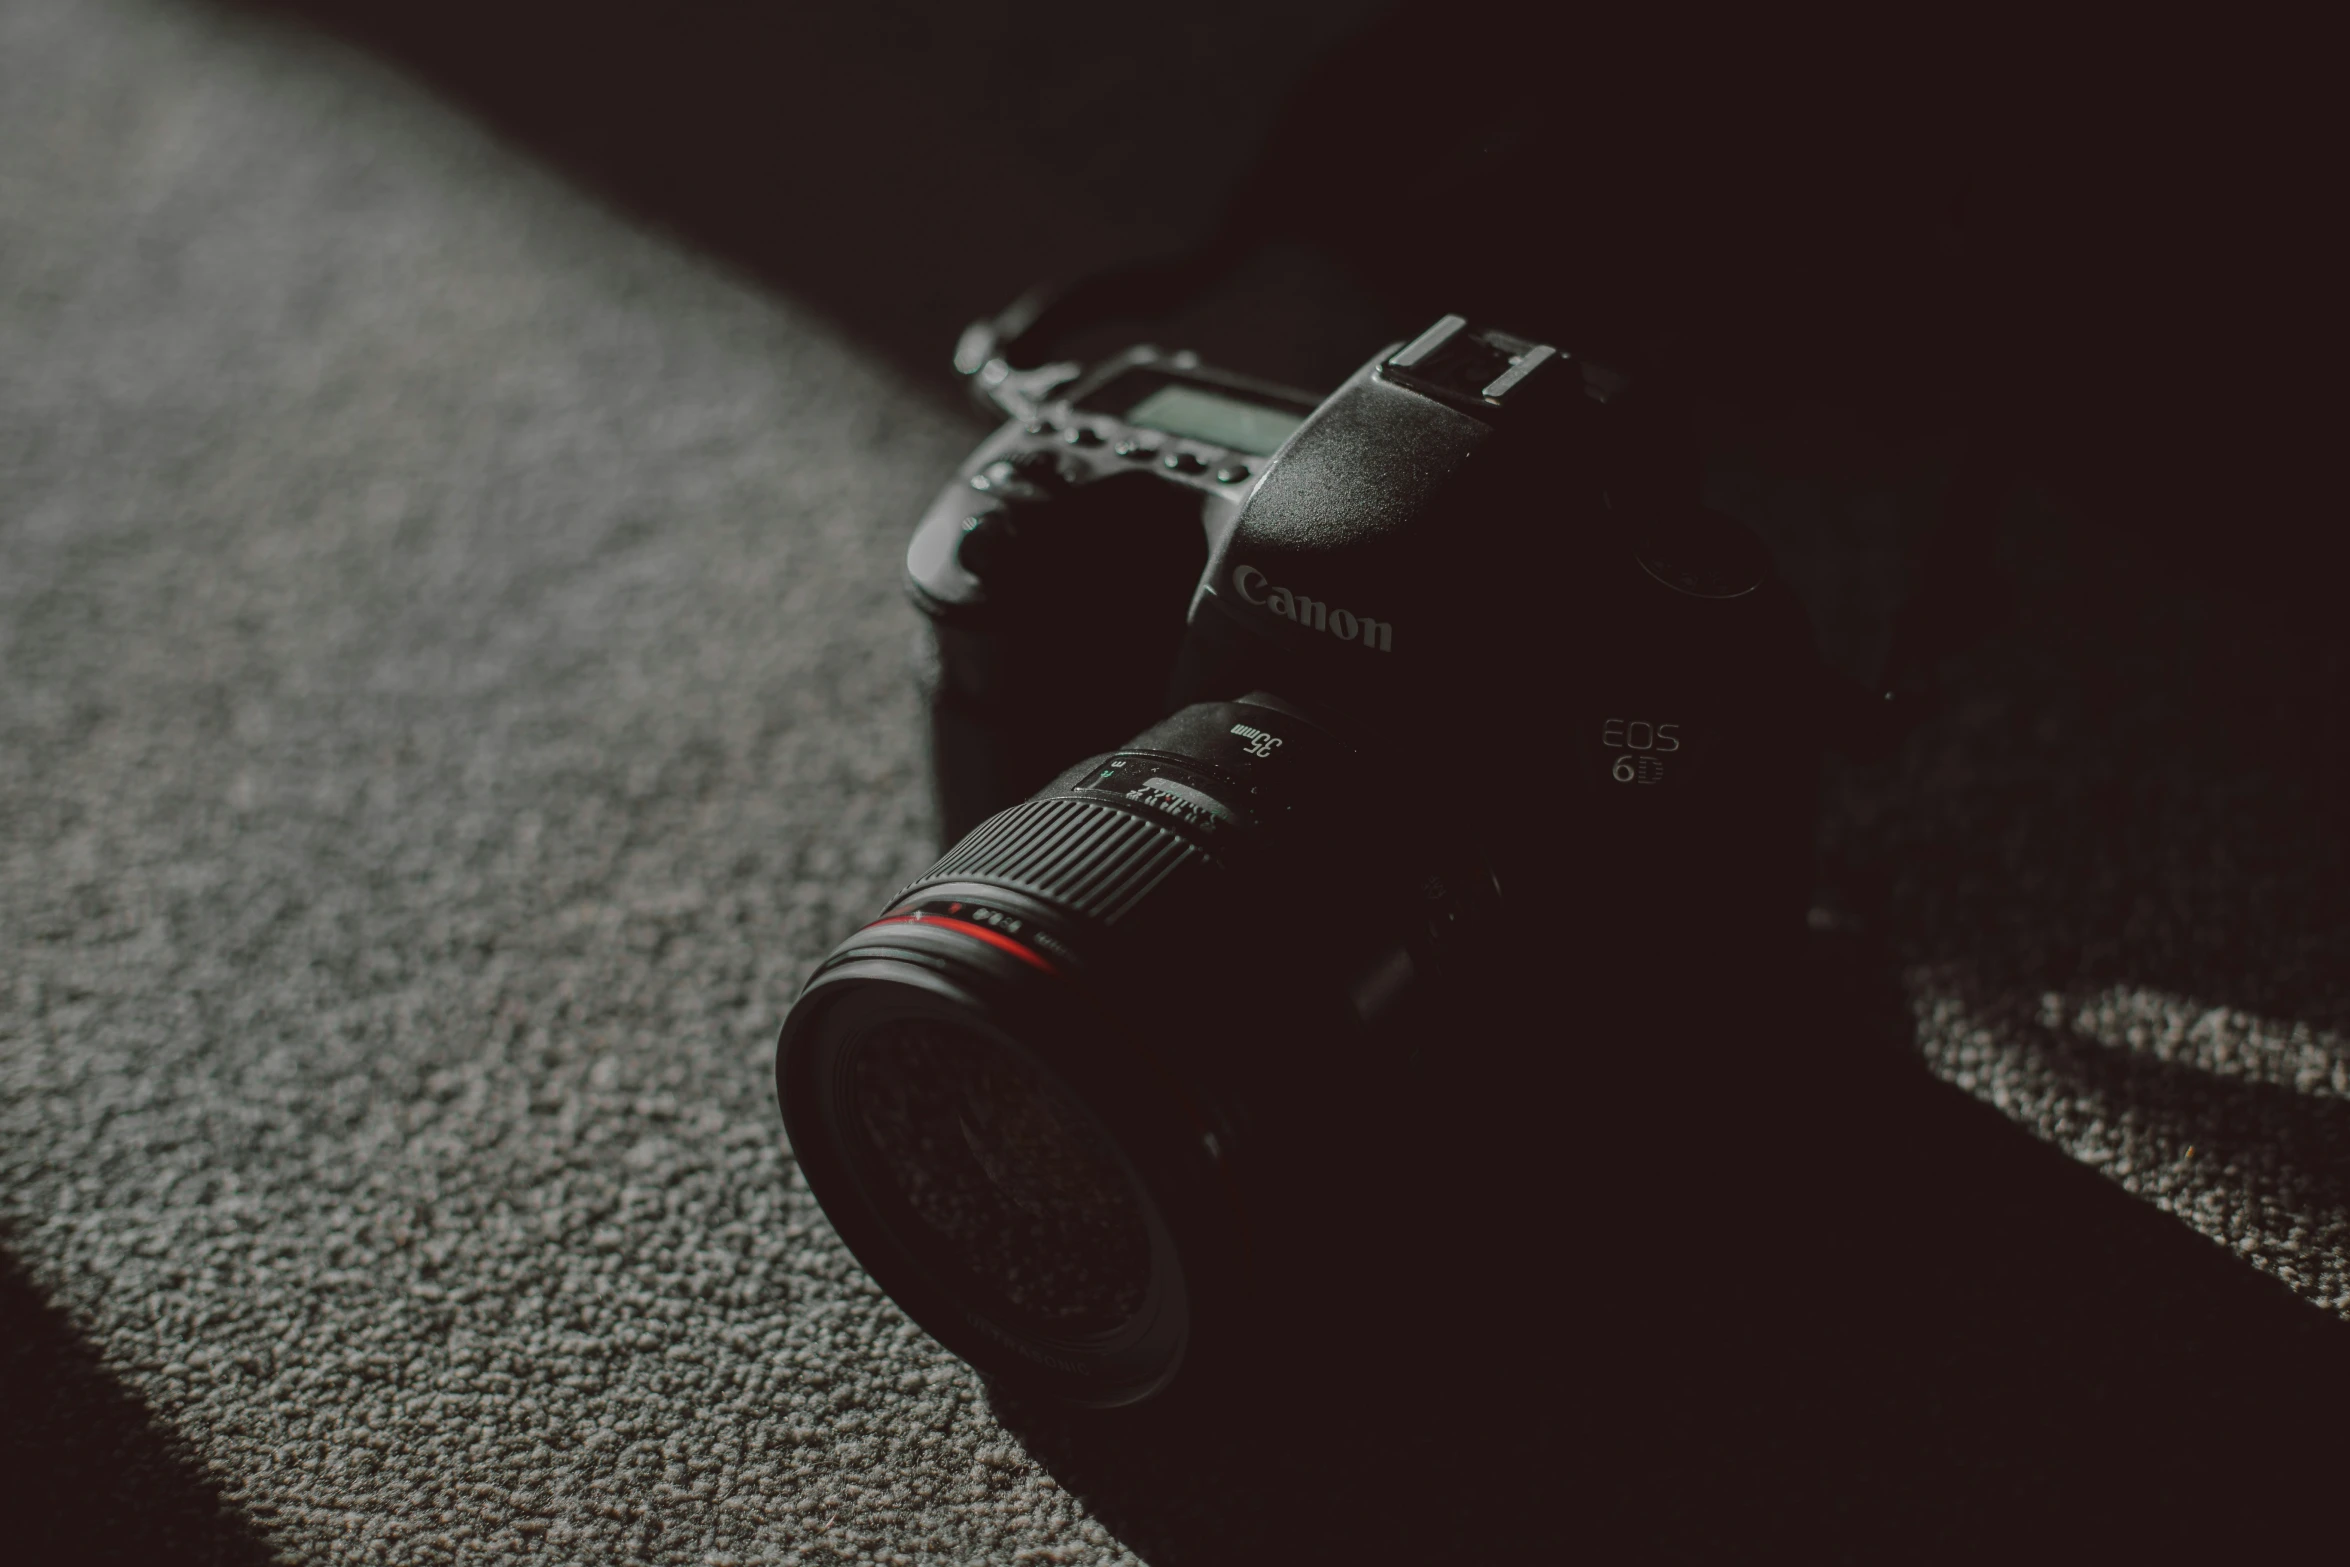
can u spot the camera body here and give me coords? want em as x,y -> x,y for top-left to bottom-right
776,316 -> 1826,1407
911,316 -> 1819,943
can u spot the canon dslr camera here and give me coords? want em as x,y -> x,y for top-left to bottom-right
775,313 -> 1823,1407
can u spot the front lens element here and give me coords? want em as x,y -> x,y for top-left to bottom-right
846,1017 -> 1152,1339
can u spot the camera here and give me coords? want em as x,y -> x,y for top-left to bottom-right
775,314 -> 1824,1407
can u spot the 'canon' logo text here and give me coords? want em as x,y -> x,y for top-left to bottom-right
1231,565 -> 1394,652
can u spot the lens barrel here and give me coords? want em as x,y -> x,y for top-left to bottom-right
777,696 -> 1495,1405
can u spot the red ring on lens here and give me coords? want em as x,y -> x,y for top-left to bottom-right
862,912 -> 1059,974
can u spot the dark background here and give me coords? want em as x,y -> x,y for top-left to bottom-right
247,0 -> 2337,618
6,2 -> 2344,1561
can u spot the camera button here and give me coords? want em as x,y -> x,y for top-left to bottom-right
1009,448 -> 1064,479
954,508 -> 1016,575
1162,450 -> 1209,476
968,463 -> 1048,503
972,451 -> 1072,499
1214,462 -> 1251,484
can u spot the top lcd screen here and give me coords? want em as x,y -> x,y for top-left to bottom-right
1121,384 -> 1306,457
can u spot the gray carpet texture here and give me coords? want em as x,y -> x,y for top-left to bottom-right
5,1 -> 2348,1564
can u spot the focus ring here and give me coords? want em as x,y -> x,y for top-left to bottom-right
906,795 -> 1206,923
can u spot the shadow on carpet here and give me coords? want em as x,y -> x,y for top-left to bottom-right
0,1237 -> 277,1566
989,940 -> 2350,1564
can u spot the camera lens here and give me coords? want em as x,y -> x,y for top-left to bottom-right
776,695 -> 1494,1405
844,1015 -> 1151,1337
780,952 -> 1198,1407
